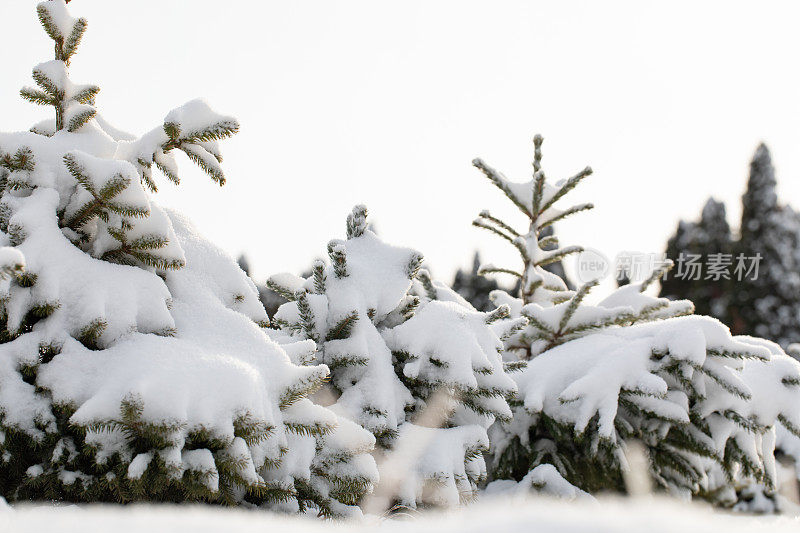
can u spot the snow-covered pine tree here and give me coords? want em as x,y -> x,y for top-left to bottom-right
472,135 -> 800,505
660,198 -> 733,321
269,205 -> 520,508
0,1 -> 377,516
730,144 -> 800,347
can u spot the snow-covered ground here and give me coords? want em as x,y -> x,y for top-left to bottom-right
2,497 -> 797,533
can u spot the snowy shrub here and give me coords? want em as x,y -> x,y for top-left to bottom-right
472,135 -> 800,506
269,205 -> 519,508
0,1 -> 377,517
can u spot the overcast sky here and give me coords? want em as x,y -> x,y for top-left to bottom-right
3,1 -> 800,285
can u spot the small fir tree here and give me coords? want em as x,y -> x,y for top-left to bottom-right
0,1 -> 376,516
269,205 -> 520,508
472,135 -> 800,505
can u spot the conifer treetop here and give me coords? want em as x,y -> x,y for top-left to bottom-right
9,0 -> 241,275
472,135 -> 593,305
740,143 -> 777,242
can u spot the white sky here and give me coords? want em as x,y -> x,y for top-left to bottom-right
3,1 -> 800,285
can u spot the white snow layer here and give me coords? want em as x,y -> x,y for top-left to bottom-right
1,496 -> 799,533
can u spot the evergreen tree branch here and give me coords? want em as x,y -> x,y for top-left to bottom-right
538,167 -> 593,216
558,280 -> 599,332
539,203 -> 594,229
20,87 -> 54,106
472,158 -> 531,218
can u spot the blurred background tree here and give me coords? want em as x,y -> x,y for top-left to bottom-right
661,144 -> 800,350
